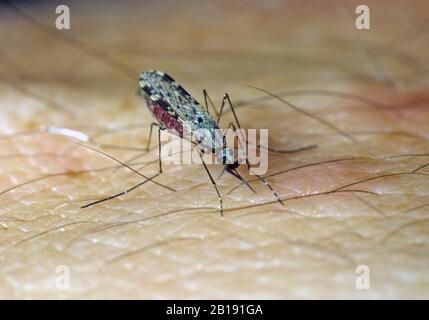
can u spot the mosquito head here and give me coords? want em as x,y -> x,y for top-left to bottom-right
224,160 -> 254,193
227,161 -> 240,171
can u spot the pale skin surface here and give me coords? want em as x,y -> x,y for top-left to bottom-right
0,0 -> 429,299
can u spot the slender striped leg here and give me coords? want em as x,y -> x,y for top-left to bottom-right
199,151 -> 223,217
216,93 -> 241,128
224,101 -> 285,207
145,122 -> 164,174
203,89 -> 220,118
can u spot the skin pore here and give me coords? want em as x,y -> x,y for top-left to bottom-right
1,0 -> 429,299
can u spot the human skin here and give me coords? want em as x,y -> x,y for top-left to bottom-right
0,0 -> 429,299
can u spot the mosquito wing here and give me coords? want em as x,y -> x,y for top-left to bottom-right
138,70 -> 210,123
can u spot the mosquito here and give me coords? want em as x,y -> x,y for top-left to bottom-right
77,70 -> 319,216
135,70 -> 297,216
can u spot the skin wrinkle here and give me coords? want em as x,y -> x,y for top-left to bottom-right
405,203 -> 429,213
220,218 -> 356,265
379,218 -> 429,245
63,189 -> 379,241
0,156 -> 157,198
11,221 -> 92,248
16,185 -> 371,255
353,194 -> 387,217
1,125 -> 426,298
3,136 -> 378,212
1,0 -> 429,298
1,134 -> 422,201
107,237 -> 201,264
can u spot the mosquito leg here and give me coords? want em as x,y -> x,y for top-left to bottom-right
219,94 -> 247,151
80,123 -> 171,208
145,122 -> 164,174
131,122 -> 163,174
227,122 -> 245,157
216,95 -> 227,125
215,121 -> 236,180
72,141 -> 174,192
222,94 -> 318,154
157,125 -> 164,174
224,93 -> 317,153
216,92 -> 243,129
203,89 -> 209,112
81,173 -> 161,208
203,89 -> 220,118
146,122 -> 159,151
229,118 -> 284,206
253,174 -> 284,207
199,152 -> 224,217
224,121 -> 255,193
106,122 -> 163,175
223,93 -> 242,129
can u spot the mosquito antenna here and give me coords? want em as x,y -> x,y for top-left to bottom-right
246,85 -> 357,143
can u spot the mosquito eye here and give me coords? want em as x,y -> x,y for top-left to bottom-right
197,117 -> 203,123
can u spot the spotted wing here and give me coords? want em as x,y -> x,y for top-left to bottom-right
138,70 -> 208,123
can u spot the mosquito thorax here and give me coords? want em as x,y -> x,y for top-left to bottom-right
216,147 -> 235,165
